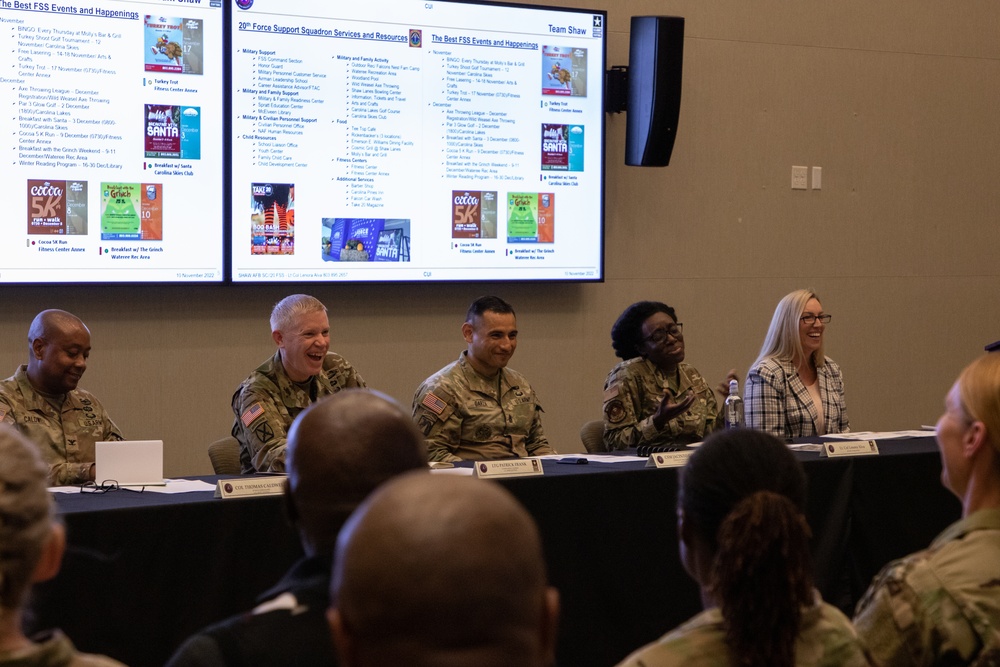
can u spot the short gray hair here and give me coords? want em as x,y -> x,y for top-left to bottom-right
270,294 -> 327,333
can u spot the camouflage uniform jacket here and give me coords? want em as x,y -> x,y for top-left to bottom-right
231,351 -> 366,473
602,358 -> 719,451
853,507 -> 1000,666
0,629 -> 127,666
616,594 -> 868,667
412,351 -> 554,463
0,365 -> 123,486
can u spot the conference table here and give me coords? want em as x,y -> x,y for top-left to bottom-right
30,435 -> 959,667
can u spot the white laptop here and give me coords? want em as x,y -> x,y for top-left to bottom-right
95,440 -> 166,487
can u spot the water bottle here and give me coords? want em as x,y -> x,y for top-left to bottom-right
724,379 -> 744,429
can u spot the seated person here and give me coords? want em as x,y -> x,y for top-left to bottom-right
616,428 -> 867,667
0,309 -> 123,485
329,473 -> 560,667
853,352 -> 1000,665
167,390 -> 427,667
232,294 -> 366,473
412,296 -> 555,462
0,425 -> 125,666
745,289 -> 848,440
603,301 -> 736,450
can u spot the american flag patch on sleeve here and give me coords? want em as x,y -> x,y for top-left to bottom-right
421,392 -> 447,415
241,402 -> 265,427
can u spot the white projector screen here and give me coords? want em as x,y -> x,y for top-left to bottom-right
230,0 -> 606,283
0,0 -> 225,283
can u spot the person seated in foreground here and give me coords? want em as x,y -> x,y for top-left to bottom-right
616,428 -> 866,667
0,425 -> 125,666
744,289 -> 848,440
603,301 -> 737,450
853,352 -> 1000,665
328,473 -> 560,667
0,309 -> 124,485
231,294 -> 367,473
412,295 -> 555,462
167,390 -> 427,667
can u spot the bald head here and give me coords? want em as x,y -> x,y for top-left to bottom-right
329,473 -> 559,667
285,390 -> 427,557
26,310 -> 92,395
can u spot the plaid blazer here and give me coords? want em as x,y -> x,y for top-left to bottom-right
745,356 -> 848,440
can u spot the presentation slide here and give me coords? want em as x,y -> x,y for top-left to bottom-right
0,0 -> 223,283
231,0 -> 606,283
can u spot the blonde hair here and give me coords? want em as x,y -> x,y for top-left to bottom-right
751,289 -> 825,370
270,294 -> 327,333
957,353 -> 1000,453
0,425 -> 53,611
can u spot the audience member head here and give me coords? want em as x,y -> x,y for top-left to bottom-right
0,425 -> 65,621
25,309 -> 92,396
610,301 -> 682,367
753,289 -> 827,369
329,473 -> 559,667
936,353 -> 1000,512
285,390 -> 427,557
678,428 -> 813,667
269,294 -> 331,383
463,296 -> 519,378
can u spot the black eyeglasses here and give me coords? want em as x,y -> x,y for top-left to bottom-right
800,314 -> 832,325
643,323 -> 683,344
80,480 -> 145,494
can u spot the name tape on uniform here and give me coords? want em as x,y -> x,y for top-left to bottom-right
645,450 -> 694,468
214,477 -> 286,499
821,440 -> 880,458
475,458 -> 544,479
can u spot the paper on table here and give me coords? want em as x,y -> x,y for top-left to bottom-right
49,479 -> 217,494
429,466 -> 475,476
568,454 -> 648,463
823,430 -> 930,440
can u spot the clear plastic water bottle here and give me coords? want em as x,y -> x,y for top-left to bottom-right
724,379 -> 744,429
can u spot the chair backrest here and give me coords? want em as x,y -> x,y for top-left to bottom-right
579,420 -> 607,454
208,436 -> 242,475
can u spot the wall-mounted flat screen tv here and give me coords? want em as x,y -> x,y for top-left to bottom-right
230,0 -> 606,283
0,0 -> 225,283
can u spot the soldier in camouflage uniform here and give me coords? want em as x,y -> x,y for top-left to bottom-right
412,296 -> 554,463
0,310 -> 123,486
854,352 -> 1000,666
617,429 -> 868,667
232,295 -> 366,473
616,601 -> 868,667
603,301 -> 735,451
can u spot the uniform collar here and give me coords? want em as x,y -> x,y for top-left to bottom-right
14,365 -> 84,411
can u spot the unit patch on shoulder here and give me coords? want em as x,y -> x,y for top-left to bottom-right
605,399 -> 626,424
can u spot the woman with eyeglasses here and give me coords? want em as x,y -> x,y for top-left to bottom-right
745,289 -> 848,440
603,301 -> 737,451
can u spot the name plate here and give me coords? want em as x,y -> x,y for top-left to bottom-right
475,458 -> 544,479
214,477 -> 286,499
645,450 -> 694,468
822,440 -> 880,458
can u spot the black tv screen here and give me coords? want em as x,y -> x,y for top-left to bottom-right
230,0 -> 606,282
0,0 -> 225,283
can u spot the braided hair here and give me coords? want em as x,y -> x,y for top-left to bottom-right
679,428 -> 814,667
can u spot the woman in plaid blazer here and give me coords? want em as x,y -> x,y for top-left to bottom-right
745,290 -> 849,440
